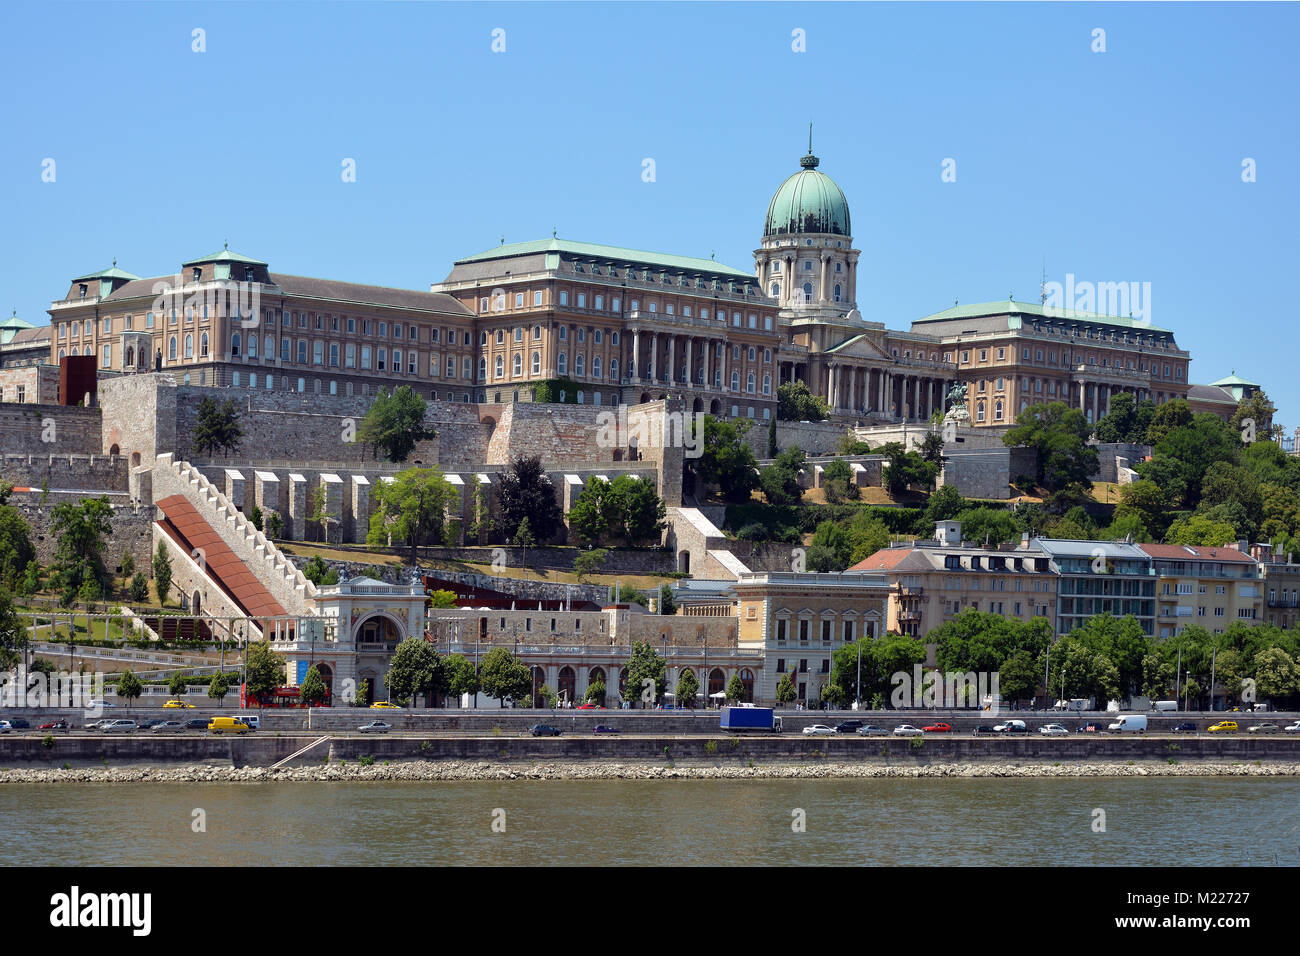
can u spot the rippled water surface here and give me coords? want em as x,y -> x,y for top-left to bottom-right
1,778 -> 1297,866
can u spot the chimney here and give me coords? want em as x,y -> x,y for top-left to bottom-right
1017,532 -> 1030,550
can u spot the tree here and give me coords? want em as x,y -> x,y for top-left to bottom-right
760,446 -> 806,506
428,589 -> 458,608
775,671 -> 797,704
495,456 -> 564,542
298,666 -> 327,706
248,505 -> 264,534
879,442 -> 938,497
1165,513 -> 1238,547
1094,392 -> 1156,444
821,458 -> 859,503
918,431 -> 946,477
1002,402 -> 1098,493
621,641 -> 666,707
810,520 -> 852,570
354,679 -> 370,707
264,511 -> 284,540
367,467 -> 457,562
168,672 -> 190,697
1230,389 -> 1277,440
0,587 -> 27,669
845,511 -> 893,566
777,380 -> 830,421
467,480 -> 495,545
573,548 -> 609,582
444,654 -> 479,700
922,484 -> 967,526
244,641 -> 286,706
767,416 -> 778,458
385,637 -> 447,706
193,397 -> 245,458
512,516 -> 536,568
308,485 -> 339,545
153,540 -> 173,606
568,476 -> 615,544
116,669 -> 142,707
1252,647 -> 1300,707
726,673 -> 745,702
688,416 -> 759,503
676,668 -> 700,709
355,385 -> 436,462
584,680 -> 607,705
49,496 -> 113,606
0,506 -> 34,592
208,672 -> 230,708
955,506 -> 1020,546
613,582 -> 649,607
301,555 -> 340,586
478,646 -> 532,706
608,474 -> 666,545
658,583 -> 676,615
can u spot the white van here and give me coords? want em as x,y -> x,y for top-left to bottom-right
235,714 -> 260,730
1108,714 -> 1148,733
100,719 -> 137,733
1152,701 -> 1178,712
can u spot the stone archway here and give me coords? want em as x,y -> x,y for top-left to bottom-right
355,612 -> 406,649
678,550 -> 690,574
109,444 -> 120,456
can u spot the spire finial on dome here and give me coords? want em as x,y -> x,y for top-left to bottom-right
224,239 -> 228,250
801,123 -> 820,170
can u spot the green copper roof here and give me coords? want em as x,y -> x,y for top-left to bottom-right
914,300 -> 1172,335
0,310 -> 33,331
763,151 -> 851,238
1210,372 -> 1259,388
182,243 -> 267,267
71,264 -> 141,282
455,237 -> 754,280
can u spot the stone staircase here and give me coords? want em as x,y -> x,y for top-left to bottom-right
152,453 -> 318,614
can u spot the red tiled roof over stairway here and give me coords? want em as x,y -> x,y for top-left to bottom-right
155,494 -> 287,619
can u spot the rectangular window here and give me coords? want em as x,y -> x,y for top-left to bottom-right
361,346 -> 372,370
533,291 -> 543,307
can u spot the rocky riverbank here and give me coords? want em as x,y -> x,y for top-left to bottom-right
2,759 -> 1299,784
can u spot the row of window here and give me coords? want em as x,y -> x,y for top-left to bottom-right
959,344 -> 1185,380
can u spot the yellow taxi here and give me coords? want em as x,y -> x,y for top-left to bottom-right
370,701 -> 402,710
1208,720 -> 1239,734
163,699 -> 196,709
208,716 -> 253,735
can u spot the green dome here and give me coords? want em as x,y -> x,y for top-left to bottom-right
763,152 -> 851,238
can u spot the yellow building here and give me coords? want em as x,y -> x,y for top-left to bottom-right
1139,544 -> 1262,637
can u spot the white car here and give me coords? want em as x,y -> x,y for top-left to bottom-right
87,700 -> 116,708
892,724 -> 924,737
151,721 -> 185,733
1284,721 -> 1300,734
100,719 -> 136,733
0,721 -> 12,734
801,724 -> 835,737
1039,723 -> 1070,736
358,720 -> 392,734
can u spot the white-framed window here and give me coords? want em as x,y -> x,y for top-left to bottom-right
533,291 -> 543,306
495,355 -> 504,378
346,344 -> 356,368
592,355 -> 602,378
575,354 -> 585,376
558,352 -> 568,375
512,353 -> 522,376
531,351 -> 541,375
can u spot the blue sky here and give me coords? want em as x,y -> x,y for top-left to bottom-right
2,3 -> 1296,426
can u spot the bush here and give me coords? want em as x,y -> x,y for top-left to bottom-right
128,572 -> 149,603
41,734 -> 55,749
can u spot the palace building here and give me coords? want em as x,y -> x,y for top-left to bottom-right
41,142 -> 1195,429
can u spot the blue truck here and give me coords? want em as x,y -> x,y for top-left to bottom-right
719,706 -> 782,733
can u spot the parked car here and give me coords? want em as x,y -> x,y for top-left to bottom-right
892,724 -> 924,737
234,715 -> 260,730
1170,721 -> 1198,733
1247,723 -> 1281,734
370,701 -> 402,710
529,724 -> 562,737
593,725 -> 620,734
993,720 -> 1028,734
38,720 -> 72,731
0,721 -> 12,734
922,722 -> 952,733
183,718 -> 209,729
972,725 -> 996,735
802,724 -> 836,737
358,721 -> 391,734
137,719 -> 166,729
1208,720 -> 1239,734
1039,723 -> 1070,736
86,700 -> 116,709
856,725 -> 890,736
834,720 -> 864,734
576,704 -> 605,710
1284,721 -> 1300,734
1080,722 -> 1107,733
7,718 -> 30,729
151,721 -> 185,734
100,720 -> 137,733
163,699 -> 195,709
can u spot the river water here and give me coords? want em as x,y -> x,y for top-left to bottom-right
2,778 -> 1297,866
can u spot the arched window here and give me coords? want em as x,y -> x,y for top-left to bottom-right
58,349 -> 65,359
746,372 -> 755,393
168,337 -> 177,360
994,400 -> 1004,421
512,353 -> 522,376
977,402 -> 986,423
730,370 -> 740,391
558,352 -> 568,375
771,282 -> 780,296
610,358 -> 619,380
477,357 -> 486,379
230,332 -> 240,357
748,347 -> 756,362
531,351 -> 540,375
184,334 -> 193,358
834,284 -> 842,302
592,356 -> 602,378
248,334 -> 258,359
297,377 -> 305,393
233,372 -> 241,388
802,282 -> 813,302
576,390 -> 584,404
494,355 -> 504,378
763,373 -> 771,395
575,354 -> 585,376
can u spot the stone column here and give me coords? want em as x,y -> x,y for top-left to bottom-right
350,475 -> 371,544
684,337 -> 693,387
631,330 -> 641,383
287,473 -> 307,541
224,468 -> 246,513
820,255 -> 829,305
254,471 -> 282,525
665,334 -> 675,384
648,332 -> 657,382
320,473 -> 344,544
826,364 -> 836,408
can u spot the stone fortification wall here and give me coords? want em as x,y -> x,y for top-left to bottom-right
940,446 -> 1038,500
1092,442 -> 1151,482
0,403 -> 101,457
14,501 -> 154,570
0,453 -> 128,492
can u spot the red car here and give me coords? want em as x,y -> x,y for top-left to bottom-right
38,720 -> 73,730
576,704 -> 605,710
922,722 -> 952,733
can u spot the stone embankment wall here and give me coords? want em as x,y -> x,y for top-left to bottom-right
14,501 -> 154,570
0,403 -> 101,457
0,453 -> 128,492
